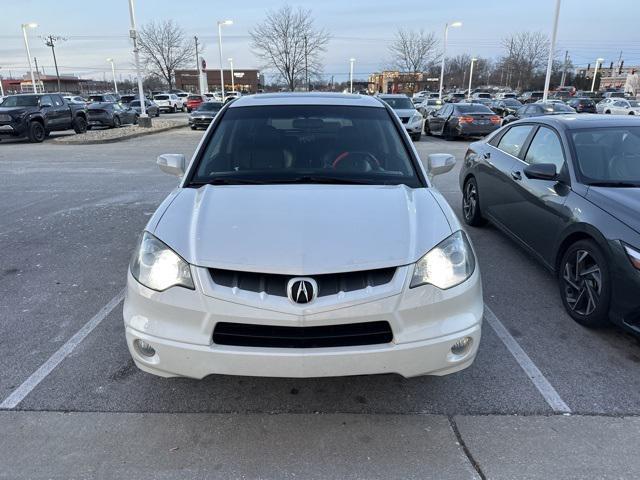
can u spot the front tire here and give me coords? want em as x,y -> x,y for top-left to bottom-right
424,120 -> 432,135
112,116 -> 121,128
27,121 -> 46,143
444,123 -> 456,141
462,177 -> 487,227
559,240 -> 611,328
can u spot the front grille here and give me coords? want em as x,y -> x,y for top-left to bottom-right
209,267 -> 396,298
400,117 -> 409,124
213,321 -> 393,348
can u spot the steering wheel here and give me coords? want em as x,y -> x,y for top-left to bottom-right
332,151 -> 380,171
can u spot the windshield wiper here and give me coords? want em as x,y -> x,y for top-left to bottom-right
268,175 -> 378,185
588,181 -> 640,188
189,178 -> 267,186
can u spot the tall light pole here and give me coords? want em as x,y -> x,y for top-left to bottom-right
217,20 -> 233,101
0,67 -> 4,97
591,58 -> 605,92
21,23 -> 38,94
468,57 -> 477,99
228,58 -> 235,93
349,58 -> 355,93
542,0 -> 562,102
438,21 -> 462,99
106,58 -> 118,94
127,0 -> 149,125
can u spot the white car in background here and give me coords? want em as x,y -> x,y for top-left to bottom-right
153,93 -> 184,113
63,95 -> 86,104
600,98 -> 640,115
123,93 -> 483,380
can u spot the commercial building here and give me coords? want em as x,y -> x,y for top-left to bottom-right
368,71 -> 439,95
175,69 -> 262,94
1,74 -> 108,95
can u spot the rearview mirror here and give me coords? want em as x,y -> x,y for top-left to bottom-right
524,163 -> 557,181
157,154 -> 185,177
428,153 -> 456,178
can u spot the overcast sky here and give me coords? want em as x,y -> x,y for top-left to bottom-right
1,0 -> 639,83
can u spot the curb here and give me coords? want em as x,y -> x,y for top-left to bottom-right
52,123 -> 187,145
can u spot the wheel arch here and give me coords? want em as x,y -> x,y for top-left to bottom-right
554,225 -> 610,273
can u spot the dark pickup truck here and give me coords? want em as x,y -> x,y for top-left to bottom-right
0,93 -> 88,142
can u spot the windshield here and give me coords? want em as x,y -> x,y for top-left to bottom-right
629,100 -> 639,107
190,105 -> 421,187
571,127 -> 640,185
380,97 -> 414,109
197,102 -> 223,111
1,95 -> 39,107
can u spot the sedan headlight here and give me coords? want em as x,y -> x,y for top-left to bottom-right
411,113 -> 423,123
624,244 -> 640,270
410,231 -> 475,289
130,232 -> 194,291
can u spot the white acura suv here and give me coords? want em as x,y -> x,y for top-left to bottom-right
124,93 -> 483,379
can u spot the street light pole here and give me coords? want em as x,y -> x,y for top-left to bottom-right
349,58 -> 355,93
591,58 -> 604,92
542,0 -> 561,102
217,20 -> 232,102
127,0 -> 149,125
21,23 -> 38,94
468,58 -> 477,99
106,58 -> 118,94
228,58 -> 235,93
438,21 -> 461,100
194,36 -> 201,94
0,68 -> 4,97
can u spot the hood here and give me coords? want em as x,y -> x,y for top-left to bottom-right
152,185 -> 452,275
587,186 -> 640,233
393,108 -> 418,117
0,107 -> 31,116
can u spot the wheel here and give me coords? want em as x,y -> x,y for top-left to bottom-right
112,116 -> 121,128
462,177 -> 487,227
444,123 -> 456,141
605,110 -> 611,114
629,112 -> 635,115
424,120 -> 432,135
27,121 -> 46,143
155,110 -> 160,117
133,115 -> 139,125
559,240 -> 611,328
190,125 -> 197,130
171,106 -> 176,113
181,104 -> 185,112
86,125 -> 92,130
72,116 -> 87,134
187,107 -> 191,113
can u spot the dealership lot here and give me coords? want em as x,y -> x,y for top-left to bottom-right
1,130 -> 639,478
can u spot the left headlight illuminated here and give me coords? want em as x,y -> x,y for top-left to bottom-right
410,231 -> 476,289
130,232 -> 195,291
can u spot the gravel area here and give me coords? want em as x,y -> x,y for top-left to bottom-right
52,119 -> 186,145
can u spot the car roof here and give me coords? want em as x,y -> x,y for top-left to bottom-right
520,114 -> 640,130
229,92 -> 384,108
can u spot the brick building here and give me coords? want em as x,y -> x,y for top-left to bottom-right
175,69 -> 262,94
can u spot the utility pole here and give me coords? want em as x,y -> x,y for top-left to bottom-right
560,50 -> 569,87
304,35 -> 309,91
128,0 -> 149,125
43,35 -> 65,92
194,35 -> 201,94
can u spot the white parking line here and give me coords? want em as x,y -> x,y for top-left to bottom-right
0,289 -> 125,410
484,305 -> 571,414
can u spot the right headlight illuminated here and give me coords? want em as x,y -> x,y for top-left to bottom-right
410,231 -> 476,289
130,232 -> 194,292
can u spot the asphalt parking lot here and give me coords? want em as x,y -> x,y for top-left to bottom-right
1,127 -> 639,479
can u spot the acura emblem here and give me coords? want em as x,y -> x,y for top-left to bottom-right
287,278 -> 317,304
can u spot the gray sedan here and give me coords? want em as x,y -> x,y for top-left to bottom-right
129,99 -> 160,117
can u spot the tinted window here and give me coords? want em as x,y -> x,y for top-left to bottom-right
0,95 -> 39,107
503,99 -> 522,107
155,95 -> 169,100
188,95 -> 201,100
52,95 -> 64,106
380,97 -> 414,109
571,127 -> 640,184
524,127 -> 565,171
192,105 -> 421,187
454,104 -> 493,114
497,125 -> 533,157
41,95 -> 53,106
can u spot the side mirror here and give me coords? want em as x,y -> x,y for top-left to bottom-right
41,102 -> 52,108
157,153 -> 185,177
428,153 -> 456,178
524,163 -> 557,181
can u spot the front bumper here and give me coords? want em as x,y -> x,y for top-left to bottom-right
403,120 -> 423,134
123,264 -> 483,379
0,121 -> 26,136
87,115 -> 114,127
188,117 -> 213,127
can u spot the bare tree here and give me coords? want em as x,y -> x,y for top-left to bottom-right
388,29 -> 440,73
250,5 -> 330,91
138,20 -> 195,89
501,31 -> 550,89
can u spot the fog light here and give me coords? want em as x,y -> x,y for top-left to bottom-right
451,337 -> 472,356
134,339 -> 156,357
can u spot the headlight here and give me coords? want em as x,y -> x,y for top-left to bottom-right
624,244 -> 640,270
130,232 -> 194,291
410,231 -> 475,289
411,113 -> 423,123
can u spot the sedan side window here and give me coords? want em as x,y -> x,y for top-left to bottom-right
524,127 -> 565,172
497,125 -> 533,157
